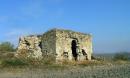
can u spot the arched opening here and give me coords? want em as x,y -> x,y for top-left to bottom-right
71,40 -> 78,61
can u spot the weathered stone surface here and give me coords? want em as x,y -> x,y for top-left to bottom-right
16,28 -> 93,62
55,29 -> 92,61
15,35 -> 42,59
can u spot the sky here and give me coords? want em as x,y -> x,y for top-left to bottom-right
0,0 -> 130,53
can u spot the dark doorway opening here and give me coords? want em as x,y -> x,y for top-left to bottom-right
71,40 -> 78,61
39,42 -> 42,49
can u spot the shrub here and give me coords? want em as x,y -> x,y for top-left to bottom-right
77,60 -> 104,66
91,55 -> 104,61
0,42 -> 15,52
1,58 -> 28,66
113,53 -> 129,61
0,52 -> 15,60
42,54 -> 55,65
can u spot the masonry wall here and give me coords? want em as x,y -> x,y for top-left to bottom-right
16,35 -> 43,59
55,29 -> 92,61
16,28 -> 93,62
41,29 -> 56,60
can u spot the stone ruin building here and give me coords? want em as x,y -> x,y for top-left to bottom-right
15,29 -> 93,62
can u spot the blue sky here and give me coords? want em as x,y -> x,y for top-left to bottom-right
0,0 -> 130,53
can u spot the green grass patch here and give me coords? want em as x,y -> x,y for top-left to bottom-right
1,58 -> 28,67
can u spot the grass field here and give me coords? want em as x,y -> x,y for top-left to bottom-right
0,52 -> 130,78
0,63 -> 130,78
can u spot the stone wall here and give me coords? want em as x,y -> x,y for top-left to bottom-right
41,29 -> 56,60
15,35 -> 43,59
16,28 -> 93,62
55,29 -> 92,61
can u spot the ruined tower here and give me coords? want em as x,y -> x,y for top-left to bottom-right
16,28 -> 93,62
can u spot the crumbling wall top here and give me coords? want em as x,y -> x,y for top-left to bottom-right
42,28 -> 92,37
